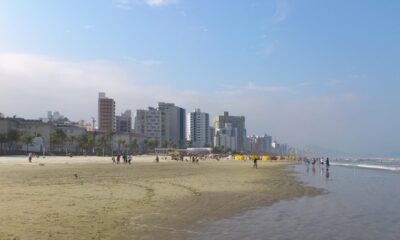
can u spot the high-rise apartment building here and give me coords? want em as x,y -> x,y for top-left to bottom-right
209,126 -> 215,147
158,102 -> 186,146
247,134 -> 273,154
213,112 -> 246,151
214,123 -> 238,151
186,109 -> 210,147
116,110 -> 132,132
98,92 -> 116,132
134,107 -> 162,142
257,134 -> 272,153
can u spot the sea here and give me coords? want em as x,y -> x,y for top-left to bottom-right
191,158 -> 400,240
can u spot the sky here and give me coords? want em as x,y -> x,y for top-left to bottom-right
0,0 -> 399,156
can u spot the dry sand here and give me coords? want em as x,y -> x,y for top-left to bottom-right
0,156 -> 319,240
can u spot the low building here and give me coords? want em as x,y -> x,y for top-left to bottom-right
56,124 -> 87,153
0,118 -> 18,134
17,119 -> 56,152
77,120 -> 94,131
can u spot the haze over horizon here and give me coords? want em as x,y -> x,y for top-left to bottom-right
0,0 -> 399,156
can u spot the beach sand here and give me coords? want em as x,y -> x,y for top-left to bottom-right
0,156 -> 319,240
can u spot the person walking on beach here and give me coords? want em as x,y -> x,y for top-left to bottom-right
155,155 -> 159,163
117,154 -> 121,164
128,155 -> 132,165
253,158 -> 258,169
326,157 -> 330,168
112,156 -> 116,164
28,152 -> 32,163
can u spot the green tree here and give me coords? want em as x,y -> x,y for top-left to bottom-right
106,131 -> 114,156
65,135 -> 77,154
7,129 -> 20,151
50,129 -> 67,153
21,134 -> 35,154
0,133 -> 7,154
117,138 -> 126,153
128,139 -> 138,154
161,140 -> 169,148
143,139 -> 149,153
77,133 -> 92,155
171,142 -> 178,149
148,140 -> 159,152
96,135 -> 108,156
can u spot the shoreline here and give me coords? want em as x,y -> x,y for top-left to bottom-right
192,163 -> 400,239
0,156 -> 320,240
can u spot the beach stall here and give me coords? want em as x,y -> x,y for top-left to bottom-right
234,154 -> 244,160
262,155 -> 271,161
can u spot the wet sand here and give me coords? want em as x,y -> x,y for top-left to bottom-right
0,156 -> 319,240
195,164 -> 400,240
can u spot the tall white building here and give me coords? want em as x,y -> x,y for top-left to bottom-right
134,107 -> 161,143
214,123 -> 238,151
186,109 -> 210,147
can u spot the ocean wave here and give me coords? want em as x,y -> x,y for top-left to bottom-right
331,162 -> 400,172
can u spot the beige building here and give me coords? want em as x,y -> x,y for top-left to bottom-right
98,92 -> 116,132
213,111 -> 246,152
134,107 -> 162,143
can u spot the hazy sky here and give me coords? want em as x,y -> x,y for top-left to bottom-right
0,0 -> 399,155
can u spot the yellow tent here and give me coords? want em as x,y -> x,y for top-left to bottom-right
234,154 -> 244,160
262,155 -> 271,161
249,155 -> 258,160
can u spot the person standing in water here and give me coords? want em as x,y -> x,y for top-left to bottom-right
326,157 -> 330,168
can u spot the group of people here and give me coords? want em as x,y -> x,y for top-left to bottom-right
112,153 -> 132,165
304,157 -> 330,168
304,157 -> 331,178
